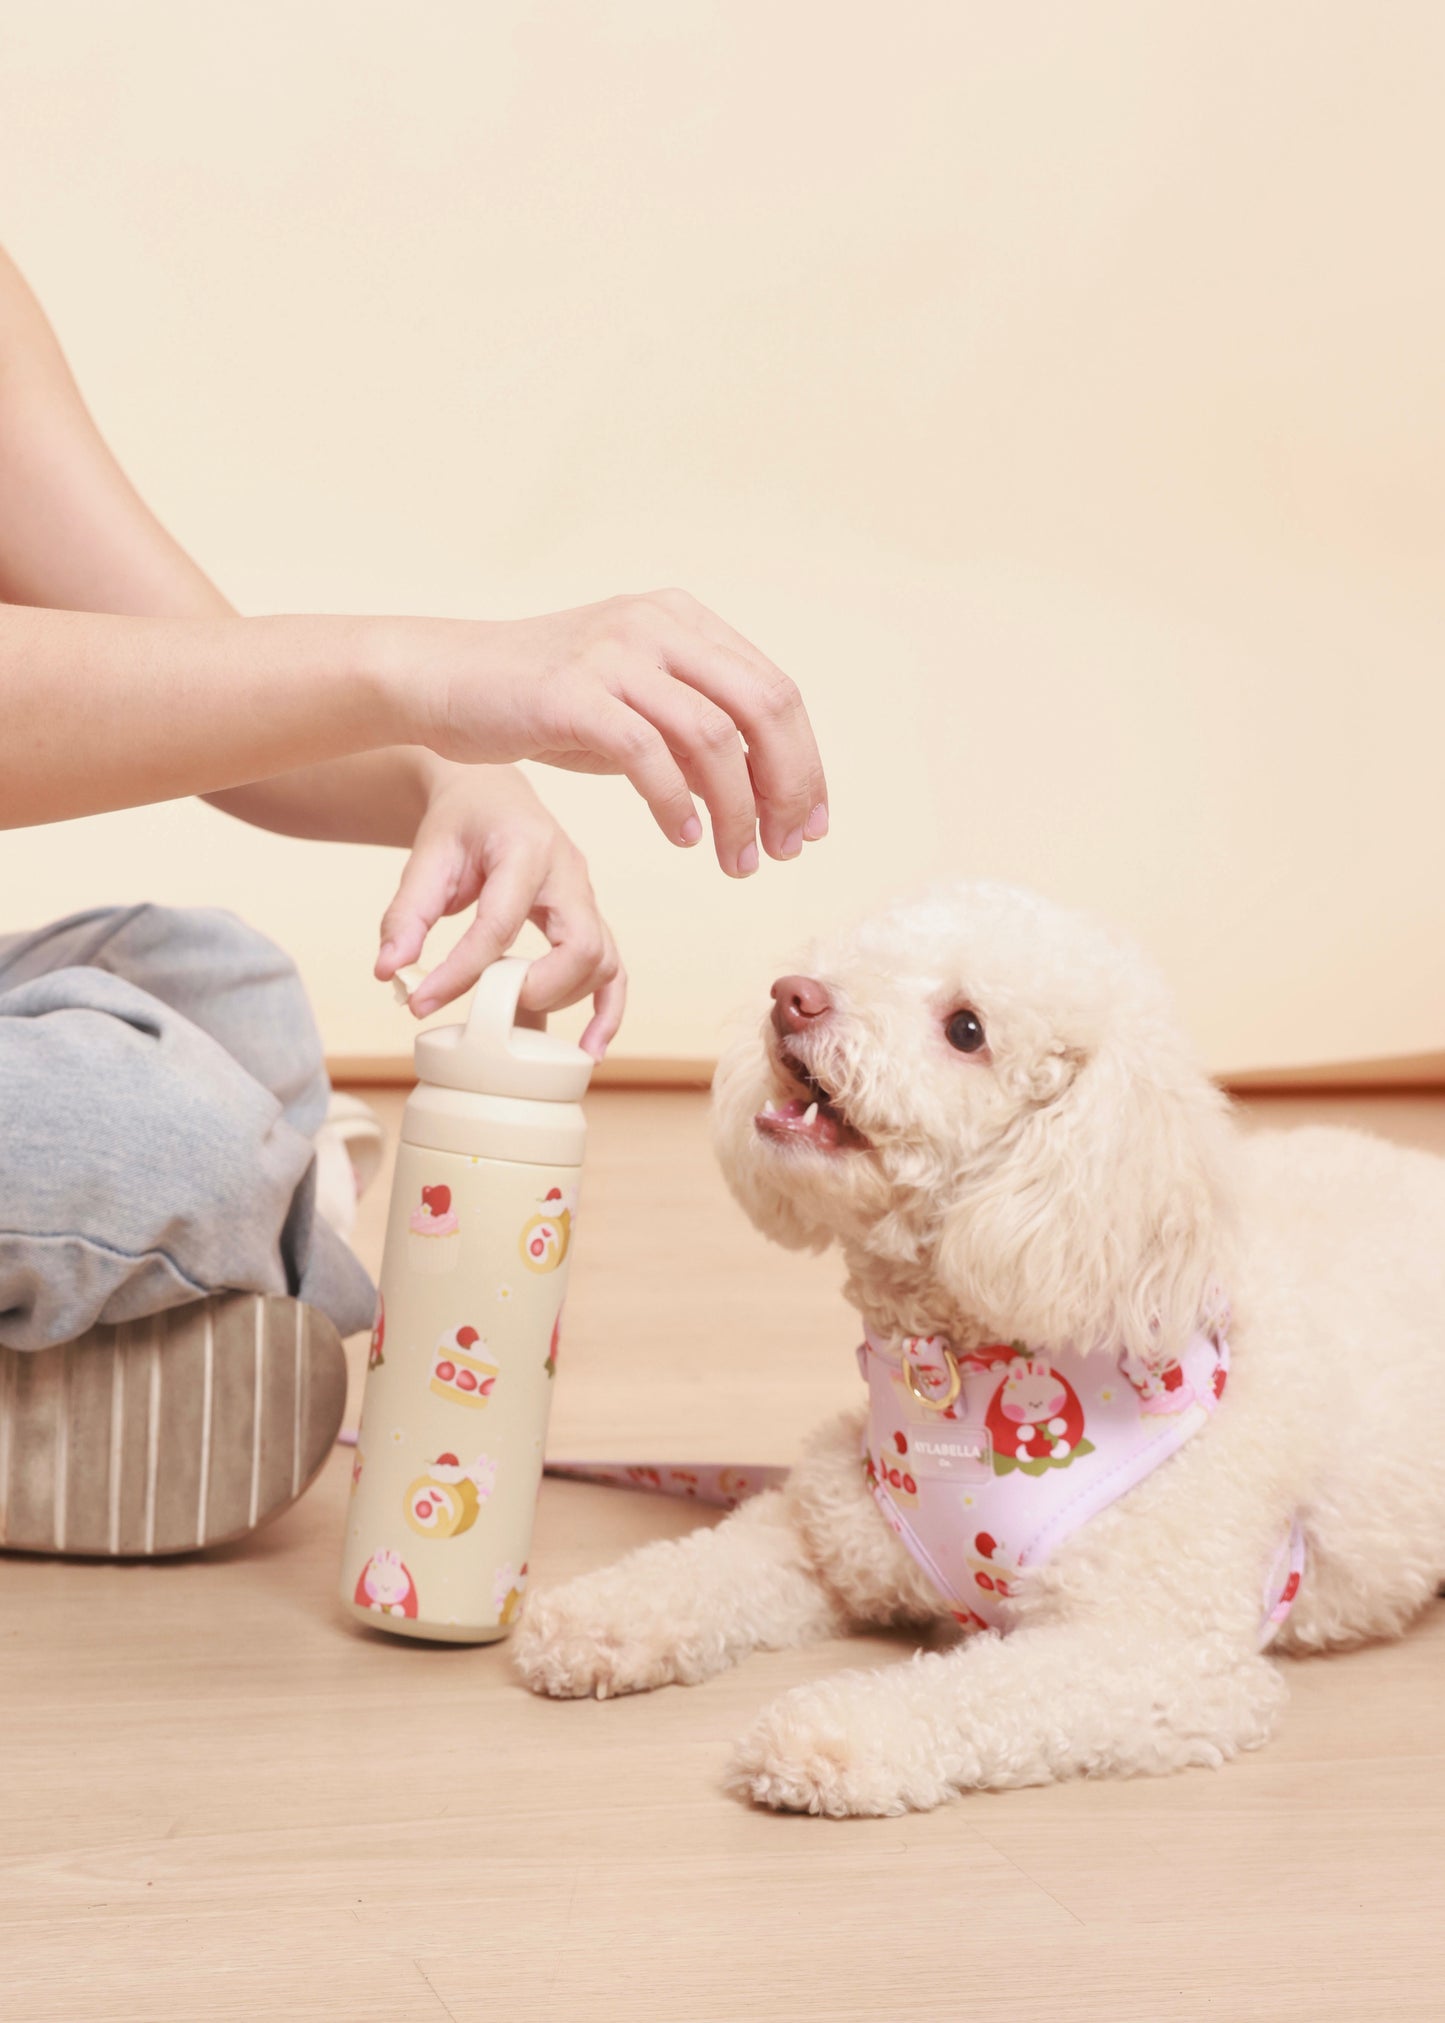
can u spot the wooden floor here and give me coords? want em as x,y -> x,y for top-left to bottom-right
4,1087 -> 1445,2021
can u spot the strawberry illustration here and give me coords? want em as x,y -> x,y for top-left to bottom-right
421,1184 -> 452,1217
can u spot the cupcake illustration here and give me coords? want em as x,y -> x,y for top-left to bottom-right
519,1186 -> 574,1274
409,1184 -> 460,1275
354,1548 -> 419,1618
493,1561 -> 529,1627
429,1323 -> 499,1410
404,1451 -> 497,1538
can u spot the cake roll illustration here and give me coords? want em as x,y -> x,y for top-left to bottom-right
493,1560 -> 529,1627
354,1548 -> 419,1617
429,1323 -> 499,1409
404,1451 -> 498,1538
519,1185 -> 574,1274
409,1184 -> 461,1274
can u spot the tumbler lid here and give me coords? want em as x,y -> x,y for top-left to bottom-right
403,957 -> 594,1102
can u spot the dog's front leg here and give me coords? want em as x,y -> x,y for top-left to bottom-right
727,1617 -> 1287,1816
513,1489 -> 848,1700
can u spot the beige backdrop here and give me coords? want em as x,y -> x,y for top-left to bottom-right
2,1 -> 1443,1073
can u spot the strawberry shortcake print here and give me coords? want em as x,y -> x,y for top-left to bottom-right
966,1529 -> 1020,1602
429,1324 -> 499,1410
985,1355 -> 1094,1476
877,1429 -> 920,1505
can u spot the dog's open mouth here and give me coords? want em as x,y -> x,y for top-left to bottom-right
755,1050 -> 869,1153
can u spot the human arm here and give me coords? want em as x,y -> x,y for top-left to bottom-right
0,247 -> 825,1045
0,245 -> 827,870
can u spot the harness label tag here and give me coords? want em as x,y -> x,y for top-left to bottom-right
907,1425 -> 993,1482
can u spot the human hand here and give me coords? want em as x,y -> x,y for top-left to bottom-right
374,763 -> 625,1057
388,589 -> 828,878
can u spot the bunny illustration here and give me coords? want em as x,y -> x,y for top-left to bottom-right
985,1356 -> 1093,1475
354,1549 -> 419,1617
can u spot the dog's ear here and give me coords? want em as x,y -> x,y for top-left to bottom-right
936,1037 -> 1234,1366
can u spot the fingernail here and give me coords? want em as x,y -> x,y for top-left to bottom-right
781,827 -> 804,859
680,815 -> 703,845
804,802 -> 829,841
737,840 -> 759,876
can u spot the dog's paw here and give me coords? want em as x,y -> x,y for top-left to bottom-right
510,1579 -> 687,1699
725,1669 -> 960,1817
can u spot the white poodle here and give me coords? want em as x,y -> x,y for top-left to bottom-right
514,883 -> 1445,1815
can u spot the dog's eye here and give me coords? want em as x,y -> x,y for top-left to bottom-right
945,1008 -> 986,1055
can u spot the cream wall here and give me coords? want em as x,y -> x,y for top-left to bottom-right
2,2 -> 1443,1072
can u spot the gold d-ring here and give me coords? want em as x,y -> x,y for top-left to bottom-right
902,1346 -> 961,1412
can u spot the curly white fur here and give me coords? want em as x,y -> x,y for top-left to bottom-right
514,882 -> 1445,1816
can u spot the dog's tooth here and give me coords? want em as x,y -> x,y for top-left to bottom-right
762,1098 -> 778,1115
802,1101 -> 819,1126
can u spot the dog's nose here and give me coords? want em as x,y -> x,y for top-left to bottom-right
770,974 -> 833,1037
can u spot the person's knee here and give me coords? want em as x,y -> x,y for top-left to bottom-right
119,905 -> 328,1128
0,973 -> 314,1343
123,903 -> 306,1007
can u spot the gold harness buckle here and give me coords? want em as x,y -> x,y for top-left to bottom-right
902,1345 -> 962,1413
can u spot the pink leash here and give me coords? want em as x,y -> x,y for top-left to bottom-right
335,1428 -> 783,1510
542,1460 -> 788,1508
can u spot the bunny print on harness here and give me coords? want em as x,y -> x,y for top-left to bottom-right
861,1324 -> 1305,1642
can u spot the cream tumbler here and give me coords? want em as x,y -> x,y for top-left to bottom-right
339,958 -> 591,1642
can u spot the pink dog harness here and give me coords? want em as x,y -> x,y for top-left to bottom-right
861,1327 -> 1305,1644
